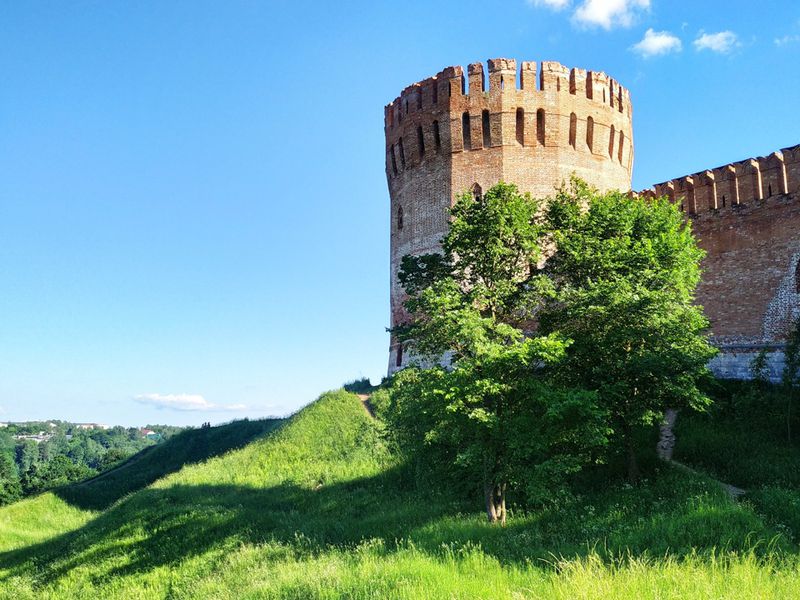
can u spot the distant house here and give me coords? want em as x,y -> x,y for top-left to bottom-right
140,428 -> 161,441
75,423 -> 110,430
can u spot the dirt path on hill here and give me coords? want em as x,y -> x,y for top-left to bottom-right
356,394 -> 376,419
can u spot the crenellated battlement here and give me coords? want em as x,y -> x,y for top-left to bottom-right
384,58 -> 634,180
640,145 -> 800,215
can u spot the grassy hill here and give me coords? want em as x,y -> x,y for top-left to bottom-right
1,389 -> 799,598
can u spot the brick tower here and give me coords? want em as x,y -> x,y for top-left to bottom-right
385,58 -> 634,373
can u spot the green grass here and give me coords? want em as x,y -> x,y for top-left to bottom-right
675,379 -> 800,544
57,416 -> 281,510
0,388 -> 799,598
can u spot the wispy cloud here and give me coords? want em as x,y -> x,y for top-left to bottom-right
775,34 -> 800,46
573,0 -> 650,29
694,30 -> 739,53
526,0 -> 649,29
134,393 -> 247,412
527,0 -> 571,9
631,28 -> 682,57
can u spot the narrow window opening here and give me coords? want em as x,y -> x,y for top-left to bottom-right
608,125 -> 615,158
500,75 -> 505,90
569,113 -> 577,149
769,184 -> 773,197
390,145 -> 398,176
556,78 -> 561,92
586,116 -> 594,151
618,131 -> 625,163
416,92 -> 422,110
536,109 -> 545,146
404,99 -> 408,114
516,108 -> 524,146
432,82 -> 438,105
417,126 -> 425,157
603,89 -> 606,103
481,110 -> 491,148
433,120 -> 441,151
462,112 -> 471,150
398,137 -> 406,168
680,203 -> 685,212
722,194 -> 727,207
472,183 -> 482,201
618,87 -> 624,113
397,205 -> 404,231
586,74 -> 593,99
395,343 -> 403,367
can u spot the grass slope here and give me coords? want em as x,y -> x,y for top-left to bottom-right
58,417 -> 281,510
0,416 -> 279,553
0,389 -> 798,599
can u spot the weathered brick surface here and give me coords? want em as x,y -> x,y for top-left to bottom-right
644,146 -> 800,380
385,58 -> 633,372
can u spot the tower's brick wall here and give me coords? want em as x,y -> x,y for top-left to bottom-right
385,58 -> 634,372
640,146 -> 800,380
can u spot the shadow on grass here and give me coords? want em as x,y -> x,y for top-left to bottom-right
0,464 -> 792,587
54,418 -> 282,511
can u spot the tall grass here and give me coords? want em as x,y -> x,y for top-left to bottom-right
0,388 -> 797,599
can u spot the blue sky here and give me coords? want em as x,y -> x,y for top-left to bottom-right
1,0 -> 799,425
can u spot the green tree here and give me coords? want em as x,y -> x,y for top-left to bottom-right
16,440 -> 39,474
390,183 -> 608,523
540,180 -> 717,482
22,455 -> 95,494
0,452 -> 21,505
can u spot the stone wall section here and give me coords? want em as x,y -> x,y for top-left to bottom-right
640,145 -> 800,381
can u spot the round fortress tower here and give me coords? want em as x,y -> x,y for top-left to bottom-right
385,58 -> 634,373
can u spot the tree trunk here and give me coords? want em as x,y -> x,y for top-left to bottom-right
484,481 -> 498,523
484,482 -> 507,525
483,457 -> 507,525
624,422 -> 639,484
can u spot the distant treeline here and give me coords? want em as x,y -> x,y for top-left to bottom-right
0,421 -> 184,505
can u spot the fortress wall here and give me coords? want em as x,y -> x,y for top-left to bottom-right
642,146 -> 800,381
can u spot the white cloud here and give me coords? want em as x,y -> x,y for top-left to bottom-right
694,30 -> 739,53
134,393 -> 247,412
775,34 -> 800,46
631,28 -> 682,57
527,0 -> 571,9
573,0 -> 650,29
